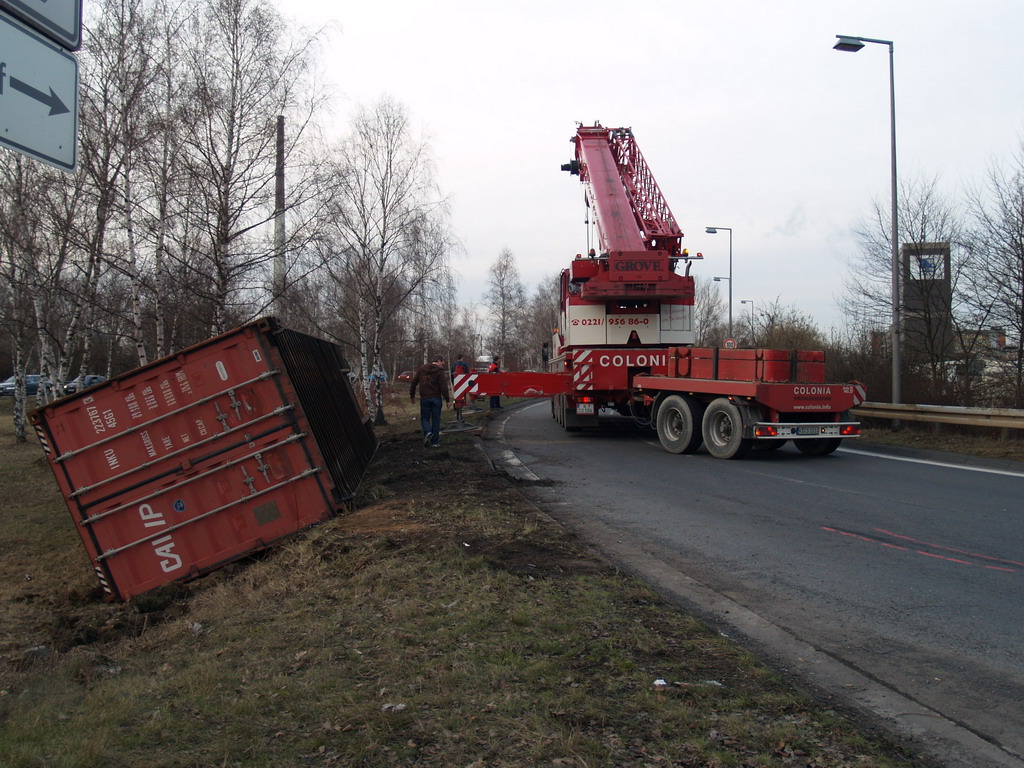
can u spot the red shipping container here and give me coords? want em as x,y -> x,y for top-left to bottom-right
667,347 -> 827,384
31,319 -> 377,601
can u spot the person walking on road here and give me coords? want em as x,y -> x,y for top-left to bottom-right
487,357 -> 502,410
410,355 -> 451,448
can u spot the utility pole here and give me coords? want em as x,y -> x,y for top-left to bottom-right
273,115 -> 286,317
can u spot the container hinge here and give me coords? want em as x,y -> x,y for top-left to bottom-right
255,453 -> 271,483
241,465 -> 256,495
214,402 -> 230,431
228,389 -> 243,420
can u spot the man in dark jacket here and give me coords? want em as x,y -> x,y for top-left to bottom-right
410,355 -> 451,447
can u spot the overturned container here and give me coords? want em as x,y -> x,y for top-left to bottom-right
30,318 -> 378,601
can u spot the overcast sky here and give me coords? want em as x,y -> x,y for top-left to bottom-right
282,0 -> 1024,331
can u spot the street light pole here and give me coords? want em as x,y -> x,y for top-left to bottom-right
706,226 -> 733,339
834,34 -> 900,407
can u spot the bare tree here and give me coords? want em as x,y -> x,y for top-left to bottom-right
692,278 -> 725,346
524,274 -> 560,369
0,157 -> 48,439
77,0 -> 166,368
484,248 -> 527,368
842,175 -> 974,402
757,298 -> 825,350
964,143 -> 1024,407
177,0 -> 321,334
322,98 -> 452,417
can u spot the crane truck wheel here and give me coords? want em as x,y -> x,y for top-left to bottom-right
563,397 -> 581,432
795,438 -> 841,456
702,398 -> 753,459
656,394 -> 704,454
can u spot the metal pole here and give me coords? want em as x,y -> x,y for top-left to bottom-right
834,35 -> 899,406
727,229 -> 733,339
274,115 -> 286,317
887,42 -> 901,407
706,226 -> 734,340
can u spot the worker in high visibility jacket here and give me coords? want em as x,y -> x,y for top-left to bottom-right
487,358 -> 502,410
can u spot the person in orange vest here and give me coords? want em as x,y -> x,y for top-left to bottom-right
451,353 -> 470,378
487,357 -> 502,410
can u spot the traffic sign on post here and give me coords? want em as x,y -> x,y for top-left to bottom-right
0,0 -> 81,50
0,12 -> 78,171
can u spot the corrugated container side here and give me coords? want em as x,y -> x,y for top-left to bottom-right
30,319 -> 376,600
266,323 -> 378,503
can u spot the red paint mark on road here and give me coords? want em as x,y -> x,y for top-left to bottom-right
875,528 -> 1024,569
917,550 -> 973,565
822,527 -> 908,550
821,526 -> 1016,573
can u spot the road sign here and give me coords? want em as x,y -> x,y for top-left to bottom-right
0,12 -> 78,171
0,0 -> 81,50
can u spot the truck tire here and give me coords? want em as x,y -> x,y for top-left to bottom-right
795,438 -> 841,456
702,398 -> 752,459
656,394 -> 704,454
564,397 -> 581,432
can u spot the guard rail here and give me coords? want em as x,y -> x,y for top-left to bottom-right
853,402 -> 1024,430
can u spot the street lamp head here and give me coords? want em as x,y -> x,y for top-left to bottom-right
713,276 -> 728,282
834,35 -> 866,53
705,227 -> 717,234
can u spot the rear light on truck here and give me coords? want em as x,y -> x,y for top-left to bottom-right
841,424 -> 860,436
754,425 -> 778,437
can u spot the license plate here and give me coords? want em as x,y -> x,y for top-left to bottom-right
797,426 -> 820,435
576,403 -> 595,415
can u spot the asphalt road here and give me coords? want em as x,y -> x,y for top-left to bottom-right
487,401 -> 1024,768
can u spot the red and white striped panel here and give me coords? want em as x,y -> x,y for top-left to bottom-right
453,373 -> 478,400
34,425 -> 52,456
573,350 -> 594,391
852,383 -> 867,406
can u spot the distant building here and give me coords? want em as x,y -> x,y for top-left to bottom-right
901,242 -> 954,361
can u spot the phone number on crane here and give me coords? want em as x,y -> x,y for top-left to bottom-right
572,317 -> 650,326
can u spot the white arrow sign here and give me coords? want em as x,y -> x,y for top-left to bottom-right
0,0 -> 81,50
0,13 -> 78,171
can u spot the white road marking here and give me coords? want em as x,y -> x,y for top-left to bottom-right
840,447 -> 1024,478
494,403 -> 543,481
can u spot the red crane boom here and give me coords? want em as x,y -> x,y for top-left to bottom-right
566,124 -> 683,257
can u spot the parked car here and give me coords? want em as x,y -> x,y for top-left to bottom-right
397,370 -> 413,382
0,374 -> 47,397
64,374 -> 107,394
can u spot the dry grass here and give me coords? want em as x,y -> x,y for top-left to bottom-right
0,396 -> 929,767
860,420 -> 1024,462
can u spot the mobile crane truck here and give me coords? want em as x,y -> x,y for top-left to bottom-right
454,123 -> 865,459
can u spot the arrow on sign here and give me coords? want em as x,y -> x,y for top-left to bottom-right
10,74 -> 69,115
